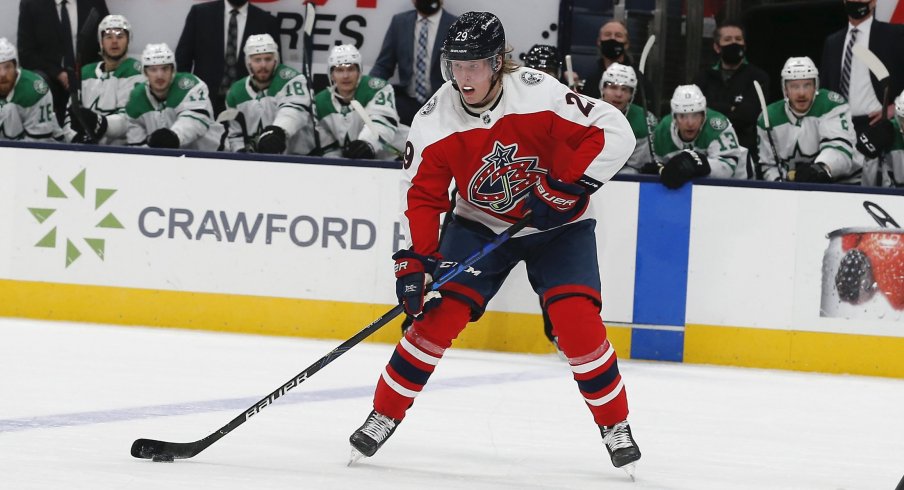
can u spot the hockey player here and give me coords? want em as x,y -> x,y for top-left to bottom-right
863,91 -> 904,187
69,14 -> 144,145
348,12 -> 642,477
224,34 -> 315,155
314,44 -> 406,160
0,38 -> 65,142
653,84 -> 749,189
599,63 -> 658,173
756,57 -> 860,183
126,43 -> 225,151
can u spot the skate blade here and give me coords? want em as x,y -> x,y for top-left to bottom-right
621,462 -> 637,482
348,448 -> 366,467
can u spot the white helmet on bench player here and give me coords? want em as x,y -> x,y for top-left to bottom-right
141,43 -> 175,69
670,84 -> 706,115
244,34 -> 279,71
0,38 -> 17,65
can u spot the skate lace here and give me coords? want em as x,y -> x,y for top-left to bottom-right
604,421 -> 633,451
360,413 -> 396,442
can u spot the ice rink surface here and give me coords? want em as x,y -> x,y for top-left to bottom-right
1,317 -> 903,490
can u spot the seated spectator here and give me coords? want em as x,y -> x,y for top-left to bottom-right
370,0 -> 457,126
580,20 -> 631,99
694,21 -> 769,156
653,84 -> 749,189
599,63 -> 659,174
0,38 -> 66,142
756,57 -> 861,184
315,44 -> 406,161
223,34 -> 316,155
861,90 -> 904,187
126,43 -> 225,151
69,14 -> 144,145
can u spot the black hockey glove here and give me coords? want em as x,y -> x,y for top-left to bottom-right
148,128 -> 180,149
639,161 -> 662,175
393,249 -> 442,318
794,162 -> 832,183
524,173 -> 589,230
343,140 -> 376,159
855,119 -> 895,159
256,125 -> 287,154
69,106 -> 107,144
660,150 -> 710,189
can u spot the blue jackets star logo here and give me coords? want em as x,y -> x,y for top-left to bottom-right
467,141 -> 544,213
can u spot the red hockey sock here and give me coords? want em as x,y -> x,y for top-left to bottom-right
373,298 -> 471,420
547,296 -> 629,426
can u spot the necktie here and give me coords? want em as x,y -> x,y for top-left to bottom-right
414,18 -> 429,104
840,28 -> 858,99
221,8 -> 239,95
60,0 -> 75,69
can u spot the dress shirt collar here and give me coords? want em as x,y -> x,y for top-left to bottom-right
418,8 -> 443,24
848,15 -> 873,36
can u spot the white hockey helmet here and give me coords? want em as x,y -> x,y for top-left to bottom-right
670,84 -> 707,114
0,38 -> 17,65
328,44 -> 362,71
97,14 -> 131,44
244,34 -> 279,69
780,56 -> 819,95
601,63 -> 637,90
141,43 -> 175,69
895,90 -> 904,127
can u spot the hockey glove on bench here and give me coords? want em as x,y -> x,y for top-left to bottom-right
148,128 -> 180,149
257,125 -> 287,154
69,106 -> 107,144
393,249 -> 443,318
660,149 -> 710,189
524,173 -> 589,230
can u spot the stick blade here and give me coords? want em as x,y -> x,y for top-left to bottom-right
753,80 -> 769,128
639,35 -> 656,75
131,438 -> 200,460
851,44 -> 890,82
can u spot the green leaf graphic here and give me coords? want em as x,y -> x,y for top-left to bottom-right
35,227 -> 56,248
71,169 -> 86,197
97,213 -> 124,229
95,189 -> 116,209
84,238 -> 105,260
66,239 -> 81,267
28,208 -> 56,223
47,177 -> 66,198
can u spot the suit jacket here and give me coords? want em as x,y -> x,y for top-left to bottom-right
370,9 -> 457,92
17,0 -> 109,79
820,19 -> 904,108
175,0 -> 281,91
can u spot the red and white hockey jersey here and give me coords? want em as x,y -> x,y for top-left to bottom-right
401,67 -> 635,255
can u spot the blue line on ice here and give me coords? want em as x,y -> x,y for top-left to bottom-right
0,368 -> 563,433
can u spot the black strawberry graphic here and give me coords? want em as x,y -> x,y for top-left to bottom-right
835,249 -> 875,304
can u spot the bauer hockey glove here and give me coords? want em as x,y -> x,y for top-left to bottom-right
794,162 -> 832,183
343,140 -> 377,159
855,119 -> 895,159
148,128 -> 180,149
256,125 -> 287,154
524,173 -> 589,231
392,249 -> 442,318
660,150 -> 710,189
69,106 -> 107,144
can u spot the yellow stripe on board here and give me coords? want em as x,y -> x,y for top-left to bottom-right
0,279 -> 632,356
685,324 -> 904,379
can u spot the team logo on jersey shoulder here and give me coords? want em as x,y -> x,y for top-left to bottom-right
33,79 -> 49,95
368,78 -> 386,89
131,60 -> 141,72
828,91 -> 844,104
420,96 -> 437,116
178,77 -> 196,90
279,68 -> 296,80
468,141 -> 544,213
520,71 -> 544,86
709,117 -> 727,131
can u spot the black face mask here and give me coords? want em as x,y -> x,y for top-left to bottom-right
599,39 -> 625,60
227,0 -> 248,7
415,0 -> 441,16
844,0 -> 871,20
719,43 -> 745,65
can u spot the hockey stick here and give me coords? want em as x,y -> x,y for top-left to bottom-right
636,35 -> 659,169
67,7 -> 102,142
754,80 -> 785,181
851,43 -> 893,184
131,213 -> 533,462
301,1 -> 322,152
349,99 -> 403,157
216,108 -> 254,152
564,54 -> 576,91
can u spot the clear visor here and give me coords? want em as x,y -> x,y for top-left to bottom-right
441,55 -> 500,85
101,28 -> 128,39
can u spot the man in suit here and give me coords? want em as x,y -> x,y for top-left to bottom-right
369,0 -> 457,126
176,0 -> 281,116
820,0 -> 904,150
17,0 -> 110,122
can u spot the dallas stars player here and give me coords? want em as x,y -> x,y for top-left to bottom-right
599,63 -> 658,174
864,90 -> 904,187
0,38 -> 65,142
314,44 -> 406,160
653,84 -> 749,189
224,34 -> 315,155
69,14 -> 144,145
756,57 -> 860,183
126,43 -> 225,150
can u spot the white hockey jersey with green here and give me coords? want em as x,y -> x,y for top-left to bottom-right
756,90 -> 860,183
653,108 -> 749,179
0,68 -> 64,142
225,64 -> 315,154
313,75 -> 408,159
862,118 -> 904,187
618,102 -> 658,173
79,58 -> 144,145
125,72 -> 225,151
